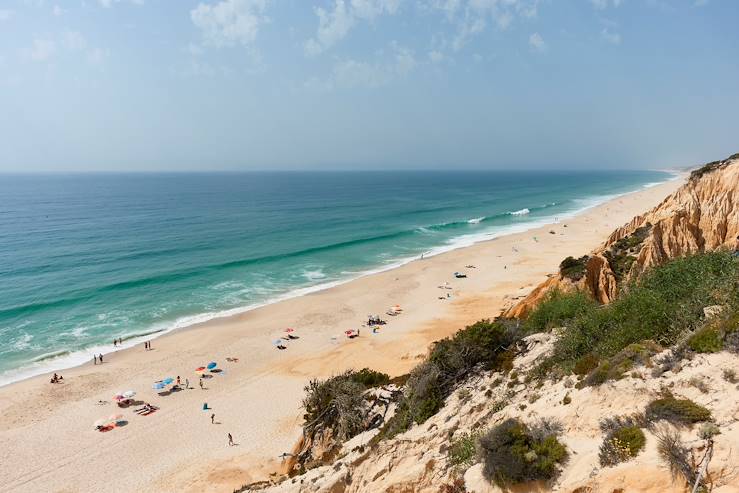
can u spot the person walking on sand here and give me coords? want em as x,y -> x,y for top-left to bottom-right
185,378 -> 189,389
93,354 -> 97,365
113,339 -> 117,347
211,413 -> 215,424
228,433 -> 234,446
199,378 -> 204,390
99,353 -> 103,364
176,376 -> 181,387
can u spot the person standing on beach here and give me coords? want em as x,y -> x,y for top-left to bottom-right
228,433 -> 234,446
199,378 -> 204,390
185,378 -> 189,389
211,413 -> 215,424
176,376 -> 181,387
99,353 -> 103,364
113,339 -> 117,347
93,355 -> 97,365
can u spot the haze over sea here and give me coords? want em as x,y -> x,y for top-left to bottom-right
0,170 -> 671,385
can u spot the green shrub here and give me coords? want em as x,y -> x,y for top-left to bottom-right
645,396 -> 712,425
562,394 -> 571,405
572,353 -> 600,375
541,252 -> 738,375
381,319 -> 523,439
524,290 -> 597,333
582,342 -> 661,387
350,368 -> 391,387
599,425 -> 646,466
448,431 -> 480,466
559,256 -> 589,281
302,371 -> 367,443
478,418 -> 567,487
688,327 -> 724,353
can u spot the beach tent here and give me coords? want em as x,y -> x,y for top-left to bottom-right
207,362 -> 217,370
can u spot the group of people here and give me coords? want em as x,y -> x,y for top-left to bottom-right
50,372 -> 63,384
93,353 -> 104,365
112,337 -> 123,346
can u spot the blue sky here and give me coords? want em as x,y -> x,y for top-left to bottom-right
1,0 -> 737,171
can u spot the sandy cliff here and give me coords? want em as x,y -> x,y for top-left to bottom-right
504,154 -> 739,319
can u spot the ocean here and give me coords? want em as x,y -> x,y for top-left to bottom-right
0,170 -> 672,385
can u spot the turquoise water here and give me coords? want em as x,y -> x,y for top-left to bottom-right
0,170 -> 671,385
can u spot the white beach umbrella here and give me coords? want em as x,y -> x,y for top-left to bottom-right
121,390 -> 136,399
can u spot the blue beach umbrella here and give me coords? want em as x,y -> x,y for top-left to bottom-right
152,382 -> 167,390
161,377 -> 174,385
206,362 -> 217,370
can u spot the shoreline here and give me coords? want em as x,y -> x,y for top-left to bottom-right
0,172 -> 680,389
0,175 -> 685,493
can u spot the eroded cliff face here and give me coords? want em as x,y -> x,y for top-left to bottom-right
503,155 -> 739,319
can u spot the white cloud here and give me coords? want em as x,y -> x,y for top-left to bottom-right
308,43 -> 416,90
601,28 -> 621,44
88,47 -> 109,64
430,0 -> 540,51
63,31 -> 87,51
98,0 -> 144,7
428,50 -> 445,63
0,9 -> 13,21
304,0 -> 401,56
30,39 -> 56,62
528,32 -> 546,52
590,0 -> 622,9
191,0 -> 269,47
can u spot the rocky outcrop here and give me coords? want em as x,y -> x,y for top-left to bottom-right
503,154 -> 739,318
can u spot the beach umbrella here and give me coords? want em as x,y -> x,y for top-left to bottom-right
207,362 -> 217,370
161,377 -> 174,385
195,366 -> 206,372
109,414 -> 124,423
272,339 -> 284,346
94,418 -> 110,428
112,393 -> 126,402
122,390 -> 136,399
152,381 -> 167,390
285,328 -> 295,333
344,330 -> 354,336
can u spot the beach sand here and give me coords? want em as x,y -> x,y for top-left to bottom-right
0,177 -> 684,493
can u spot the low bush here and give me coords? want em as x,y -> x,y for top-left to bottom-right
448,431 -> 481,467
535,252 -> 738,377
582,342 -> 661,387
645,395 -> 712,425
599,425 -> 646,466
656,426 -> 697,487
302,372 -> 367,443
350,368 -> 390,387
524,290 -> 597,333
723,369 -> 737,383
478,418 -> 567,487
687,327 -> 724,353
559,256 -> 589,281
381,319 -> 523,439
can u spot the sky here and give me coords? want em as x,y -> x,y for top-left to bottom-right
0,0 -> 737,172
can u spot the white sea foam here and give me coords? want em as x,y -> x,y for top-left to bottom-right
509,208 -> 530,216
0,173 -> 678,388
467,216 -> 485,224
301,268 -> 327,281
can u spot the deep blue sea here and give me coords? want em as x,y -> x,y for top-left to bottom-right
0,170 -> 672,385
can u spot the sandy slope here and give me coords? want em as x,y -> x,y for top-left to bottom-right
0,177 -> 683,493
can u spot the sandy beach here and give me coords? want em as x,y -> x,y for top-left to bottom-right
0,177 -> 684,493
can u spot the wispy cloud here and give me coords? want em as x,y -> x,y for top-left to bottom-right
529,32 -> 546,52
191,0 -> 269,48
29,39 -> 56,62
304,0 -> 401,56
306,42 -> 416,90
601,28 -> 621,44
590,0 -> 623,9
